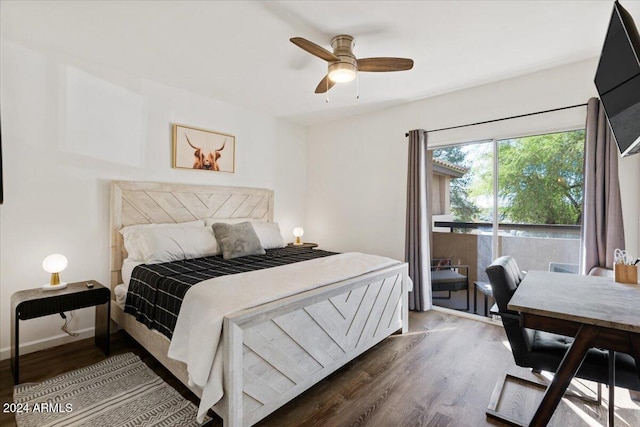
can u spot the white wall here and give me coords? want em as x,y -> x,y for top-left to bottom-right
2,44 -> 639,363
0,39 -> 308,359
305,58 -> 640,261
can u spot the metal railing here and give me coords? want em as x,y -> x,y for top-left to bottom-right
434,221 -> 580,235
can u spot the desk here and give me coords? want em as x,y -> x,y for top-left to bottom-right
509,271 -> 640,427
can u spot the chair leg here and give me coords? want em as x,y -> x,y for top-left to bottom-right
609,350 -> 615,427
466,286 -> 469,311
597,383 -> 602,406
488,371 -> 607,426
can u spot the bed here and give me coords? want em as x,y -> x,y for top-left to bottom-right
109,180 -> 409,426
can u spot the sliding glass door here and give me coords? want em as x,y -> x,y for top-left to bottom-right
431,141 -> 494,311
430,129 -> 584,313
495,130 -> 584,273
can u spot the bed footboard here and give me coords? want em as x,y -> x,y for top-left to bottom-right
215,263 -> 409,426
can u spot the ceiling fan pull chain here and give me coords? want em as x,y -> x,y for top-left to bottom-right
326,78 -> 329,103
356,73 -> 360,100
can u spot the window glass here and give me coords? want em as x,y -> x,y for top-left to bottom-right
429,129 -> 585,312
432,141 -> 493,233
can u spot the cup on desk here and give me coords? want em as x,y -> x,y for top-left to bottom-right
614,263 -> 638,284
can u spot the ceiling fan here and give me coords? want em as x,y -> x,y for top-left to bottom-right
290,35 -> 414,93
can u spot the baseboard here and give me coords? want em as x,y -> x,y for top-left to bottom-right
0,327 -> 95,361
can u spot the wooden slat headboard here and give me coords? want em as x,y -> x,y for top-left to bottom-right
110,181 -> 274,290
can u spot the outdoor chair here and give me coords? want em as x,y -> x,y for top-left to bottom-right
430,258 -> 469,311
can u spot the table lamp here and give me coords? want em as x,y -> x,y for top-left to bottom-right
42,253 -> 68,290
293,227 -> 304,245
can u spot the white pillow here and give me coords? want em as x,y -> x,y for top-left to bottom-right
252,222 -> 286,249
119,220 -> 204,261
135,225 -> 220,264
204,217 -> 265,227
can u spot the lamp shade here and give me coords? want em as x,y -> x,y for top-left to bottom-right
293,227 -> 304,245
42,254 -> 68,273
328,62 -> 356,83
42,253 -> 68,290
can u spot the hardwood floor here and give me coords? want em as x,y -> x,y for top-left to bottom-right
2,310 -> 638,426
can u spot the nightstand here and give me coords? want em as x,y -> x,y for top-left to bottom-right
287,243 -> 318,249
11,280 -> 110,384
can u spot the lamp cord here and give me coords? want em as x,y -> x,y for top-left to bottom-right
59,311 -> 79,337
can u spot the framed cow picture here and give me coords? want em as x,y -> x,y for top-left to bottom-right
173,124 -> 235,173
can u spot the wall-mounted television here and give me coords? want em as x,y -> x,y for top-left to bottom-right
594,1 -> 640,157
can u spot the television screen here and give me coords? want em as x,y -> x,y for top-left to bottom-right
594,1 -> 640,157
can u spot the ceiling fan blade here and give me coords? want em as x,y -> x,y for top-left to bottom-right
314,75 -> 336,93
290,37 -> 339,62
357,57 -> 414,72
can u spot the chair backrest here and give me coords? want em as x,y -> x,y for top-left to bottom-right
588,267 -> 614,278
485,256 -> 523,314
486,256 -> 534,366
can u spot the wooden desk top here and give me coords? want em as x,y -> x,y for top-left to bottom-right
508,270 -> 640,334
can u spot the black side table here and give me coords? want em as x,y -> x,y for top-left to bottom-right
11,280 -> 110,384
474,281 -> 494,317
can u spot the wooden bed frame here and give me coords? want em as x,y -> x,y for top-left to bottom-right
109,180 -> 409,426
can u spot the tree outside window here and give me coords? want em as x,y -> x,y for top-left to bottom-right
432,129 -> 584,228
495,130 -> 584,226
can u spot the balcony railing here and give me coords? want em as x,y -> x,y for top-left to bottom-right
434,221 -> 580,238
432,222 -> 581,292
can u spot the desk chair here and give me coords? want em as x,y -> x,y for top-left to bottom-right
431,258 -> 469,311
486,256 -> 640,424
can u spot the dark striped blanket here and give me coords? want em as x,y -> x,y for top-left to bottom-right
124,246 -> 337,338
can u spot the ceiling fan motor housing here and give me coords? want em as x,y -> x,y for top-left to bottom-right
329,35 -> 357,82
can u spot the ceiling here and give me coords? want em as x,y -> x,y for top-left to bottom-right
2,0 -> 639,126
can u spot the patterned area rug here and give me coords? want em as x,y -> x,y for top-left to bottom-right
13,352 -> 208,427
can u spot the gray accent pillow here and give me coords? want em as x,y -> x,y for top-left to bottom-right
212,221 -> 266,260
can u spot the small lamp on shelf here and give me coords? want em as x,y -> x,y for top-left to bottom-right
42,253 -> 68,291
293,227 -> 304,245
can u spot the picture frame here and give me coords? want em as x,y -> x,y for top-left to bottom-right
173,124 -> 235,173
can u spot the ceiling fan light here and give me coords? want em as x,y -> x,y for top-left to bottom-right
328,62 -> 356,83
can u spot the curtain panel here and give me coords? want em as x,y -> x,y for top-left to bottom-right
405,129 -> 432,311
580,97 -> 625,274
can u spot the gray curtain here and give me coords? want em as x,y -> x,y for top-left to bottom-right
405,129 -> 432,311
580,97 -> 625,274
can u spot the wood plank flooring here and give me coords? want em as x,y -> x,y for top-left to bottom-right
1,310 -> 638,426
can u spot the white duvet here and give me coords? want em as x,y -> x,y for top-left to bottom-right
167,252 -> 401,422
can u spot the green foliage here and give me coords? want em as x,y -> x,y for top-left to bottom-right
432,146 -> 481,222
433,131 -> 584,226
495,130 -> 584,225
